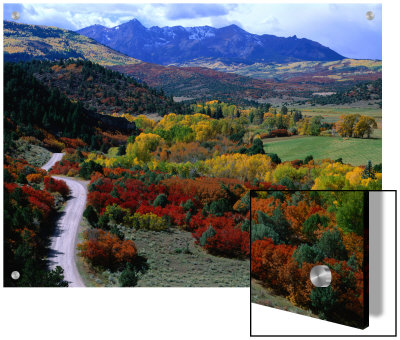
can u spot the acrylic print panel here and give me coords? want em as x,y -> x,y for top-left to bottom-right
3,3 -> 380,287
250,190 -> 369,329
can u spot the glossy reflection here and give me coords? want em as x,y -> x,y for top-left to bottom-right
310,265 -> 332,287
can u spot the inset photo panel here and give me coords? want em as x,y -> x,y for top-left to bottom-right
250,190 -> 397,336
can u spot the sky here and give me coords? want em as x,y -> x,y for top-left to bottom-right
3,3 -> 382,60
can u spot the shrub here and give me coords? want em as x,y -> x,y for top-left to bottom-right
77,229 -> 137,270
246,138 -> 265,155
183,199 -> 195,212
26,173 -> 43,184
293,228 -> 348,266
49,160 -> 80,175
279,176 -> 295,189
192,213 -> 249,257
17,172 -> 27,184
292,244 -> 319,266
83,205 -> 98,227
251,209 -> 291,244
67,168 -> 79,177
310,286 -> 337,319
124,212 -> 169,231
233,191 -> 250,213
315,228 -> 348,261
302,213 -> 329,241
199,225 -> 216,247
269,129 -> 289,137
110,225 -> 125,240
79,160 -> 103,180
267,153 -> 281,164
304,155 -> 314,164
153,193 -> 168,208
204,198 -> 231,216
44,176 -> 70,198
119,263 -> 138,287
251,223 -> 280,244
103,204 -> 128,225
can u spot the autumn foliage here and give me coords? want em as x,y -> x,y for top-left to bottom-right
78,229 -> 137,270
84,166 -> 251,257
44,176 -> 70,198
251,191 -> 366,327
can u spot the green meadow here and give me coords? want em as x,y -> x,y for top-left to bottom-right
264,136 -> 382,166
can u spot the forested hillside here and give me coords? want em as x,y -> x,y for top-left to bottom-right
111,63 -> 281,103
4,20 -> 140,66
22,59 -> 187,115
4,62 -> 142,154
174,58 -> 382,83
302,78 -> 382,106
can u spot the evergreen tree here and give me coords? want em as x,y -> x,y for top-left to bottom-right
153,193 -> 168,208
199,226 -> 216,247
362,160 -> 376,179
83,205 -> 98,227
249,111 -> 255,123
119,263 -> 138,287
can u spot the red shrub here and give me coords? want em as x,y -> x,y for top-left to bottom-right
59,137 -> 87,149
22,185 -> 55,209
4,182 -> 18,193
49,160 -> 80,175
162,177 -> 244,205
88,191 -> 120,213
262,129 -> 290,138
44,176 -> 70,197
77,229 -> 137,269
136,203 -> 186,226
191,212 -> 248,257
251,238 -> 296,288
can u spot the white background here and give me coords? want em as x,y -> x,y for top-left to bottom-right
1,0 -> 400,340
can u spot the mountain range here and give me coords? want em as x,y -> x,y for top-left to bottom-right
77,19 -> 345,65
4,20 -> 381,103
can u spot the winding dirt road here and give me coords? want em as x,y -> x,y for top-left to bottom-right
42,153 -> 86,287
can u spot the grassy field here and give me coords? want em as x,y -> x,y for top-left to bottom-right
299,106 -> 382,117
251,279 -> 317,318
295,106 -> 382,127
76,216 -> 250,287
12,139 -> 52,167
133,228 -> 249,287
263,136 -> 381,166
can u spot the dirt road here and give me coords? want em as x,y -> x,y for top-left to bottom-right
41,152 -> 64,171
42,153 -> 86,287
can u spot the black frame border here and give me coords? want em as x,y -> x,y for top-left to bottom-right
250,189 -> 397,337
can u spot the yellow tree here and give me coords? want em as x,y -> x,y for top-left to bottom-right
353,116 -> 377,138
194,120 -> 215,142
336,114 -> 360,137
126,133 -> 164,163
297,117 -> 311,135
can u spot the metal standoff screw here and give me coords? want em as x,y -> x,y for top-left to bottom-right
11,271 -> 20,280
11,11 -> 20,20
366,11 -> 375,20
310,265 -> 331,287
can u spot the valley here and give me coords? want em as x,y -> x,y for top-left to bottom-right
3,15 -> 381,289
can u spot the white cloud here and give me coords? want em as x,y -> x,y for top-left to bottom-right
3,3 -> 382,59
